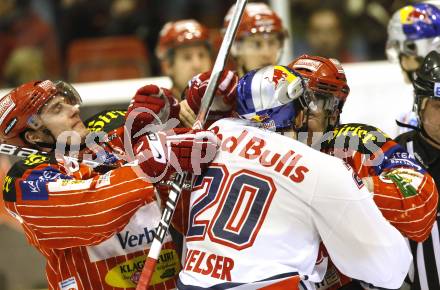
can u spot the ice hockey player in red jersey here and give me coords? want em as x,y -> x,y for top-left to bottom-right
176,65 -> 411,289
223,2 -> 287,77
0,80 -> 218,290
156,19 -> 213,128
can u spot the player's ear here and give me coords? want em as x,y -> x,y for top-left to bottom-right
24,130 -> 45,145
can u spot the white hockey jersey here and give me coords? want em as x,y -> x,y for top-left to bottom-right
177,118 -> 411,290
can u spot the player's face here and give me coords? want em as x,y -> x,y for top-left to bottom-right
306,99 -> 330,133
167,44 -> 212,93
236,33 -> 282,74
421,98 -> 440,145
307,10 -> 342,57
39,96 -> 89,142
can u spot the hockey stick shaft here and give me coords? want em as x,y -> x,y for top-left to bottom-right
0,143 -> 102,168
135,1 -> 248,288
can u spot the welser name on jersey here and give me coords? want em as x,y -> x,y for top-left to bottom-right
184,249 -> 234,282
211,126 -> 310,183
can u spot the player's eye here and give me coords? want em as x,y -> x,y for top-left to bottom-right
198,50 -> 209,59
56,103 -> 63,111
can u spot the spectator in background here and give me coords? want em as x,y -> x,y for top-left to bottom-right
0,0 -> 61,87
59,0 -> 110,52
4,47 -> 45,87
304,8 -> 359,62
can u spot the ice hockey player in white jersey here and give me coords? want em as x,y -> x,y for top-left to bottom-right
176,65 -> 412,289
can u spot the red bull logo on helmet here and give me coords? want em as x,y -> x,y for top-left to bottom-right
265,65 -> 298,88
271,68 -> 288,87
401,6 -> 432,25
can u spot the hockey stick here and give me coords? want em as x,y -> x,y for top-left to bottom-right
0,143 -> 102,168
135,0 -> 248,288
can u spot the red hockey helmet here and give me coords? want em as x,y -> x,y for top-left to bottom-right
0,80 -> 82,147
288,55 -> 350,111
156,19 -> 211,60
223,3 -> 286,41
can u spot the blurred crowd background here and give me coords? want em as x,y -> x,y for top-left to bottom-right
0,0 -> 427,89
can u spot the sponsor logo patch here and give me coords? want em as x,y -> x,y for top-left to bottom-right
104,250 -> 179,288
24,154 -> 49,166
96,171 -> 111,188
48,179 -> 93,192
435,82 -> 440,97
3,175 -> 13,193
59,277 -> 78,290
4,117 -> 17,135
20,180 -> 49,200
0,95 -> 15,125
292,59 -> 322,72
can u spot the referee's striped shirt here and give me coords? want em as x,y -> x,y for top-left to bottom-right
396,131 -> 440,290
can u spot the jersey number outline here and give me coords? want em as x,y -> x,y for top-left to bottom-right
187,163 -> 276,250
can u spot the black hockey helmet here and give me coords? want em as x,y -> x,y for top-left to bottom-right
413,50 -> 440,117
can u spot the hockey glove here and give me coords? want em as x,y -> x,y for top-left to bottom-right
186,70 -> 238,114
132,128 -> 218,182
125,85 -> 180,140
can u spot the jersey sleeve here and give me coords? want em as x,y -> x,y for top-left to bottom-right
322,123 -> 438,242
3,163 -> 155,249
311,157 -> 412,289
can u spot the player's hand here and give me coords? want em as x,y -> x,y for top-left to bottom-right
186,70 -> 238,114
125,85 -> 180,138
179,100 -> 197,128
132,128 -> 218,182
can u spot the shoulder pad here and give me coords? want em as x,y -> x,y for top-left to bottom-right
85,109 -> 126,133
320,123 -> 392,154
395,130 -> 417,149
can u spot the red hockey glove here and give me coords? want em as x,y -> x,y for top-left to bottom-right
125,85 -> 180,139
186,70 -> 238,114
132,128 -> 218,182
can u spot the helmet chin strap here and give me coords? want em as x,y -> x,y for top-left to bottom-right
396,119 -> 440,147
